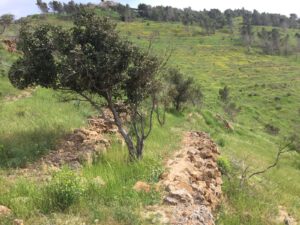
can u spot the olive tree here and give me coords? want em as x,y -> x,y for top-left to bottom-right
0,14 -> 14,34
8,10 -> 163,160
166,68 -> 202,111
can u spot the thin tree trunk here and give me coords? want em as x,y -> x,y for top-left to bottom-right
108,100 -> 137,160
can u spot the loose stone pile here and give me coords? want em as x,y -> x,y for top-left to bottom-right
145,131 -> 222,225
27,110 -> 118,172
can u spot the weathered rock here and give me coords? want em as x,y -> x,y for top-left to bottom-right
143,131 -> 222,225
13,219 -> 24,225
133,181 -> 151,193
169,189 -> 194,203
163,196 -> 178,205
0,205 -> 11,216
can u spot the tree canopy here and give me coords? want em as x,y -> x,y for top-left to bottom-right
9,9 -> 163,160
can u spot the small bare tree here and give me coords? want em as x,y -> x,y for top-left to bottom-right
239,135 -> 298,187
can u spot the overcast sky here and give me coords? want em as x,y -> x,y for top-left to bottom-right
0,0 -> 299,19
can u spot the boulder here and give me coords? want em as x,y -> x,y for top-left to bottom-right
133,181 -> 151,193
169,189 -> 194,203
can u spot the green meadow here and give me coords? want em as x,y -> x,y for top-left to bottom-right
0,14 -> 299,224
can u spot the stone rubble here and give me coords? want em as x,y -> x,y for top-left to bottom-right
145,131 -> 222,225
0,205 -> 11,216
25,110 -> 118,174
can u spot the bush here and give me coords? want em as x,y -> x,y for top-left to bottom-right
166,68 -> 203,111
264,123 -> 280,135
217,138 -> 226,147
43,168 -> 84,212
217,157 -> 232,175
219,86 -> 230,102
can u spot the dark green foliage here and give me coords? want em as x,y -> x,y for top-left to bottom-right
0,14 -> 14,34
217,156 -> 232,175
240,13 -> 254,50
166,68 -> 203,111
8,9 -> 162,160
264,123 -> 280,135
219,86 -> 230,102
36,0 -> 49,14
49,1 -> 64,13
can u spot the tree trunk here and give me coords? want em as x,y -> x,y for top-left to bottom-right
136,138 -> 144,160
108,101 -> 137,160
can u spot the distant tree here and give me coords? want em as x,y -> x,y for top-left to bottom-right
113,4 -> 134,22
200,14 -> 216,35
257,28 -> 271,54
36,0 -> 49,14
182,7 -> 194,27
281,34 -> 290,56
166,68 -> 202,111
257,28 -> 289,55
289,14 -> 298,28
271,28 -> 280,54
240,13 -> 254,51
0,14 -> 14,34
63,1 -> 78,14
207,9 -> 225,29
224,9 -> 234,33
295,33 -> 300,55
49,1 -> 64,13
8,10 -> 165,160
219,86 -> 230,103
137,4 -> 150,18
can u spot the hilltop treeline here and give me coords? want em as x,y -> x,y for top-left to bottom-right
38,1 -> 300,30
135,5 -> 300,29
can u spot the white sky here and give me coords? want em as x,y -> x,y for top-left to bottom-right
0,0 -> 300,18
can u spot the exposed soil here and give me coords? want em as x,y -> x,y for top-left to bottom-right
144,131 -> 222,225
4,89 -> 34,102
277,206 -> 297,225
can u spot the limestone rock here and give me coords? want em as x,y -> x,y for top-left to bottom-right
0,205 -> 11,216
133,181 -> 151,193
14,219 -> 24,225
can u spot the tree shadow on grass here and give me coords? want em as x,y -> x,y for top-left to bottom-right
0,128 -> 68,168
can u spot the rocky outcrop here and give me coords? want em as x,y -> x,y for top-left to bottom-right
145,131 -> 222,225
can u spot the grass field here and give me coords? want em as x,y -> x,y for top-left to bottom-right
0,14 -> 299,224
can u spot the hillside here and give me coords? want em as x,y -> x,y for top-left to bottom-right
0,10 -> 300,225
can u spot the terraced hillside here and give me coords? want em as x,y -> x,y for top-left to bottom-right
0,13 -> 299,225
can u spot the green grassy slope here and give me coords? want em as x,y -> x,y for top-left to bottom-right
0,15 -> 299,224
117,20 -> 300,219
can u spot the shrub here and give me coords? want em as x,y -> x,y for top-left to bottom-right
219,86 -> 230,102
217,138 -> 226,147
264,123 -> 280,135
217,157 -> 232,175
0,144 -> 9,167
166,68 -> 203,111
43,168 -> 84,212
223,102 -> 241,120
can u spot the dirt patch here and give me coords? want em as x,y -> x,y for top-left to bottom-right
144,131 -> 222,225
277,206 -> 297,225
4,89 -> 34,102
